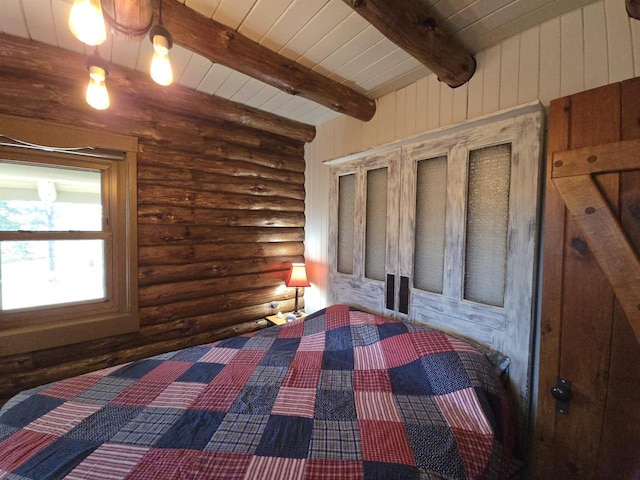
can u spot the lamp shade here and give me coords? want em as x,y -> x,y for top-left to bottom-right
285,263 -> 310,288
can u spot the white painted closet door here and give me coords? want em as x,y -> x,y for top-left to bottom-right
328,149 -> 401,312
399,111 -> 543,408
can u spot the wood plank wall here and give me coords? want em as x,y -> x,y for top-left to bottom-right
0,35 -> 310,404
304,0 -> 640,310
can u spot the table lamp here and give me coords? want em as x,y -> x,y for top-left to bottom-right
285,263 -> 310,317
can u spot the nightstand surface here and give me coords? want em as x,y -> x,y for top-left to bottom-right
266,311 -> 308,326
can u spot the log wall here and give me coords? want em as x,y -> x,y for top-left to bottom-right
0,34 -> 311,404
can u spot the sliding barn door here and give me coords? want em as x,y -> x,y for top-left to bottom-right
535,77 -> 640,479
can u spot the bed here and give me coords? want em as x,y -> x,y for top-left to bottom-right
0,305 -> 519,479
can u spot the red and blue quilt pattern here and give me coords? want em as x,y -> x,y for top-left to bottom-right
0,305 -> 518,479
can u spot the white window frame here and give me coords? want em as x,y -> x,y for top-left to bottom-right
0,114 -> 138,356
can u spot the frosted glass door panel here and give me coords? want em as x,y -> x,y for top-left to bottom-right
414,157 -> 447,294
337,174 -> 355,274
464,144 -> 511,307
365,167 -> 388,281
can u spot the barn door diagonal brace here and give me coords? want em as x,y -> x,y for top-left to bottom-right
551,173 -> 640,346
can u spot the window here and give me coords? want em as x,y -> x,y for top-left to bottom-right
0,114 -> 138,356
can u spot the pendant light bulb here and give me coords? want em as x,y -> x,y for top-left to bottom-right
149,25 -> 173,86
85,53 -> 110,110
69,0 -> 107,46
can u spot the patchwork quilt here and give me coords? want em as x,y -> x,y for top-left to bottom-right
0,305 -> 518,479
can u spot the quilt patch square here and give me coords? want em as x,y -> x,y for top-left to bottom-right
247,366 -> 288,386
243,335 -> 276,351
281,366 -> 320,389
298,332 -> 326,352
149,382 -> 207,409
380,333 -> 420,368
353,369 -> 392,393
278,320 -> 305,338
394,395 -> 447,427
376,322 -> 409,340
244,456 -> 306,480
325,326 -> 353,351
126,447 -> 201,479
349,324 -> 380,347
108,359 -> 163,380
321,349 -> 354,371
354,391 -> 402,422
169,345 -> 212,362
216,335 -> 251,349
318,369 -> 353,391
271,387 -> 316,418
0,395 -> 64,429
228,385 -> 279,415
304,459 -> 363,479
0,430 -> 58,473
198,347 -> 239,364
309,420 -> 361,461
110,407 -> 183,446
65,405 -> 143,443
255,415 -> 313,459
25,402 -> 101,436
74,377 -> 135,405
40,375 -> 101,402
404,423 -> 466,478
259,350 -> 295,368
191,383 -> 244,411
270,337 -> 301,353
138,361 -> 193,384
206,413 -> 269,454
155,410 -> 225,449
388,360 -> 434,396
290,350 -> 324,370
362,461 -> 421,480
358,419 -> 415,466
64,443 -> 148,480
110,381 -> 167,407
421,352 -> 472,395
410,330 -> 454,357
353,343 -> 387,371
176,362 -> 225,384
12,436 -> 99,480
190,451 -> 252,478
315,389 -> 356,421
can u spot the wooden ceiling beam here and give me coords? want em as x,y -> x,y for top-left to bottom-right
627,0 -> 640,20
342,0 -> 475,88
160,0 -> 376,122
0,34 -> 315,143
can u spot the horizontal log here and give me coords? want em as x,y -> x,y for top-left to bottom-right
138,241 -> 304,266
203,138 -> 305,173
342,0 -> 475,88
161,0 -> 375,122
138,225 -> 304,246
139,286 -> 300,324
139,256 -> 302,286
138,205 -> 305,228
137,184 -> 304,212
139,270 -> 289,307
137,146 -> 305,184
138,165 -> 305,201
0,33 -> 315,143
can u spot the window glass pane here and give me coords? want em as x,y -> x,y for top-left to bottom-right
414,156 -> 447,293
365,167 -> 387,281
1,239 -> 105,310
337,174 -> 355,274
464,144 -> 512,307
0,162 -> 102,232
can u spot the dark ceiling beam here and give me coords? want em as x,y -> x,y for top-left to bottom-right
627,0 -> 640,19
342,0 -> 475,88
160,0 -> 376,122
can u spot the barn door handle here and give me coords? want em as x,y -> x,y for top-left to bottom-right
399,276 -> 409,314
386,274 -> 395,310
551,377 -> 572,415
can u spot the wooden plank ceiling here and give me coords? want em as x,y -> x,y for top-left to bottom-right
1,0 -> 599,126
